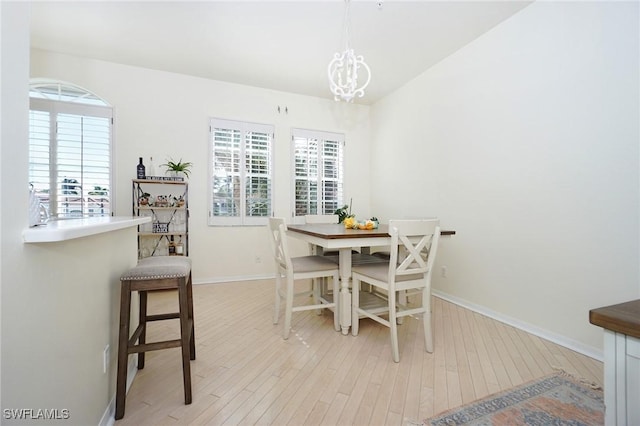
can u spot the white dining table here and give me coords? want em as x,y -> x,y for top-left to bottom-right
287,223 -> 456,334
287,223 -> 392,334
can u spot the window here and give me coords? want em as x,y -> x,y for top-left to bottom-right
29,81 -> 113,219
292,128 -> 344,218
209,118 -> 273,226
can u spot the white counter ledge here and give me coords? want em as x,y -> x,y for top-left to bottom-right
23,216 -> 151,243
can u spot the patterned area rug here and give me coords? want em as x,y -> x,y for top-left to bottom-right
423,372 -> 604,426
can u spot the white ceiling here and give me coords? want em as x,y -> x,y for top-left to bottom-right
29,1 -> 532,105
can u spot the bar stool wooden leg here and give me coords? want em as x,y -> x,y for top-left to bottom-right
138,290 -> 147,369
178,277 -> 192,404
187,272 -> 196,360
115,280 -> 132,420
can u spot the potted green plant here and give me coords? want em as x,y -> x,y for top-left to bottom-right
162,158 -> 193,179
334,198 -> 353,223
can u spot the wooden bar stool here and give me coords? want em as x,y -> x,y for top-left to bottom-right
115,256 -> 195,420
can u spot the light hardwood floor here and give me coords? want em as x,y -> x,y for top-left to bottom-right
115,279 -> 603,425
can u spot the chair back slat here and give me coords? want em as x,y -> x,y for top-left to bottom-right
388,219 -> 441,283
268,218 -> 292,273
396,234 -> 429,274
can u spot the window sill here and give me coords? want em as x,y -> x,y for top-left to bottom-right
23,216 -> 151,243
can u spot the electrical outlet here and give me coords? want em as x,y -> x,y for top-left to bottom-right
255,255 -> 262,264
103,345 -> 110,374
441,266 -> 448,278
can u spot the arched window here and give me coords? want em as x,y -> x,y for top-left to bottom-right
29,80 -> 113,219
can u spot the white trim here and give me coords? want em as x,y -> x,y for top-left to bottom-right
29,78 -> 110,106
30,97 -> 112,118
192,273 -> 275,286
431,289 -> 603,362
291,127 -> 344,143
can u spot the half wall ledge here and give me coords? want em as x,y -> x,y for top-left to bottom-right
23,216 -> 150,243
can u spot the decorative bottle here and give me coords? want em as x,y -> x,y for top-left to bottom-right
137,157 -> 146,179
148,156 -> 155,178
168,236 -> 176,256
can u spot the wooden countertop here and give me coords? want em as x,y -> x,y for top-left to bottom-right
589,299 -> 640,339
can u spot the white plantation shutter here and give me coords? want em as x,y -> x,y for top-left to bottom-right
292,128 -> 344,218
211,125 -> 241,220
294,138 -> 319,215
29,110 -> 52,210
245,131 -> 271,219
29,96 -> 113,219
210,118 -> 273,226
321,138 -> 343,213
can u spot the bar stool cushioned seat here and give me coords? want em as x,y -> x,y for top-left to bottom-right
115,256 -> 195,420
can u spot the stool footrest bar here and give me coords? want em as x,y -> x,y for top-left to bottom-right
129,324 -> 144,346
147,312 -> 180,321
128,339 -> 183,353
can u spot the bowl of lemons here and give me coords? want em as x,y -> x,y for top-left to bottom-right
344,217 -> 379,230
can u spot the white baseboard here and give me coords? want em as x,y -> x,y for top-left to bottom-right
99,356 -> 138,426
192,273 -> 274,285
432,289 -> 603,362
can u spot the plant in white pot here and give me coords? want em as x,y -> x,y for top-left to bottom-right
162,158 -> 193,179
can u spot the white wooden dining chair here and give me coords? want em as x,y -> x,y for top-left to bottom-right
351,219 -> 440,362
268,218 -> 340,339
302,215 -> 340,299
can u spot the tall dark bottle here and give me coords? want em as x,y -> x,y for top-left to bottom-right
137,157 -> 146,179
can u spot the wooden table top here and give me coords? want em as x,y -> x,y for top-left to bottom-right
287,223 -> 456,240
288,224 -> 391,239
589,299 -> 640,339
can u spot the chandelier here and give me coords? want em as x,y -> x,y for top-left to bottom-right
328,0 -> 371,102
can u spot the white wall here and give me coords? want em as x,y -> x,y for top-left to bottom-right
370,1 -> 639,355
30,49 -> 372,283
1,4 -> 140,425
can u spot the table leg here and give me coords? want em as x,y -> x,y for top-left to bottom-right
339,248 -> 352,335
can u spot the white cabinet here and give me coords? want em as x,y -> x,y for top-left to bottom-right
132,179 -> 188,258
603,331 -> 640,426
590,300 -> 640,426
